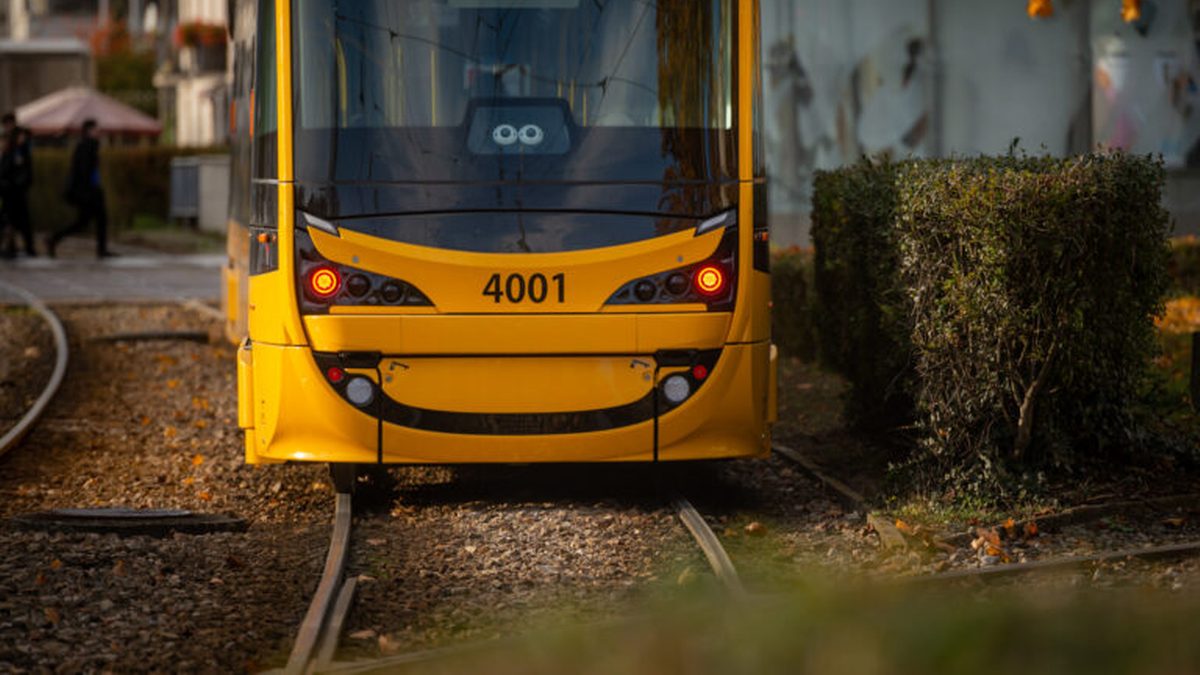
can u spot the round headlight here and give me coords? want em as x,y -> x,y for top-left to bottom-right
662,375 -> 691,404
346,377 -> 375,407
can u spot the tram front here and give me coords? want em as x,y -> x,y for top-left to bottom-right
238,0 -> 776,465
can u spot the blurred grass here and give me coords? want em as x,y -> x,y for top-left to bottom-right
395,579 -> 1200,675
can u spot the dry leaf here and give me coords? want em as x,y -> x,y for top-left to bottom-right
744,521 -> 766,536
35,573 -> 47,585
192,396 -> 211,410
348,629 -> 376,640
44,607 -> 60,626
378,634 -> 402,655
192,454 -> 204,467
163,426 -> 178,439
49,559 -> 62,569
113,560 -> 126,577
193,420 -> 208,428
140,416 -> 151,426
1025,522 -> 1039,538
1003,518 -> 1016,538
976,527 -> 1002,549
183,477 -> 195,486
198,491 -> 213,502
1164,517 -> 1186,528
167,379 -> 180,389
895,519 -> 915,536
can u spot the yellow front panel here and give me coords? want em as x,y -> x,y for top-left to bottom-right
303,312 -> 731,355
380,356 -> 651,413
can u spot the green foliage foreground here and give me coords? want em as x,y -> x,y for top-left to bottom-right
810,153 -> 1172,492
400,582 -> 1200,675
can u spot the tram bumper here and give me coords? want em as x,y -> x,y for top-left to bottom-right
241,338 -> 770,464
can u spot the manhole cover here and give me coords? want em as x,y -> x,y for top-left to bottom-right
8,508 -> 247,536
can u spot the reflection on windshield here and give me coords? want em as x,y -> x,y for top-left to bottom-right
294,0 -> 733,130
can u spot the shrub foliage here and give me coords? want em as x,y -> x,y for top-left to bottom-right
28,145 -> 227,233
813,152 -> 1171,488
810,158 -> 912,429
770,248 -> 817,362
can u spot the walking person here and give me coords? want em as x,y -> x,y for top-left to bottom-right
1,112 -> 35,258
47,119 -> 111,259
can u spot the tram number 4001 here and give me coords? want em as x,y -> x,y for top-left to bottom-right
483,273 -> 565,304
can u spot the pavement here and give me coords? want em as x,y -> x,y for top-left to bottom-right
0,237 -> 222,303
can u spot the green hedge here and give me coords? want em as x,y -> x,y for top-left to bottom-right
897,154 -> 1169,483
810,158 -> 913,429
27,145 -> 227,234
813,152 -> 1171,488
770,247 -> 817,362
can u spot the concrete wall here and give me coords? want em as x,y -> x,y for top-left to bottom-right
762,0 -> 1200,246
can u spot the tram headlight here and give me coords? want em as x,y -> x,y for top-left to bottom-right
345,377 -> 376,407
662,375 -> 691,405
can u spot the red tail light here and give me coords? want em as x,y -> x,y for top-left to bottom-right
694,265 -> 726,296
307,266 -> 342,299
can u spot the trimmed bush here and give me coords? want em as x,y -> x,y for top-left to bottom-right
812,152 -> 1171,490
27,145 -> 227,234
896,153 -> 1170,481
770,247 -> 817,362
810,158 -> 912,429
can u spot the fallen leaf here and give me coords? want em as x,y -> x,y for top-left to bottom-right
193,420 -> 208,428
745,521 -> 767,536
167,379 -> 180,389
348,629 -> 376,640
198,491 -> 213,502
49,559 -> 62,570
35,573 -> 47,585
1004,518 -> 1016,538
192,454 -> 204,467
366,538 -> 386,546
895,519 -> 915,536
113,560 -> 126,577
378,634 -> 402,654
140,416 -> 151,426
183,477 -> 195,486
163,426 -> 178,439
44,607 -> 60,626
1164,517 -> 1186,528
677,566 -> 699,586
1025,522 -> 1039,538
192,397 -> 211,410
976,527 -> 1002,549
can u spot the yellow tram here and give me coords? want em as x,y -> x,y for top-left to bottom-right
223,0 -> 776,477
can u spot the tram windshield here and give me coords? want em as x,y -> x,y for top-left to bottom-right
291,0 -> 738,187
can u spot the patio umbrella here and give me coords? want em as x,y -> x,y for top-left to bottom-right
15,86 -> 161,138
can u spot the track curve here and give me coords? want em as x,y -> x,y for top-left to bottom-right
0,280 -> 68,458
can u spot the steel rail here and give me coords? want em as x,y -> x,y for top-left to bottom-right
284,491 -> 355,675
0,281 -> 69,458
773,444 -> 866,513
673,497 -> 747,599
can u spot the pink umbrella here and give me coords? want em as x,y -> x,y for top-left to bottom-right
15,86 -> 162,138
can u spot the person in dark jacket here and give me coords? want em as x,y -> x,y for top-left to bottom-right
1,112 -> 36,257
47,118 -> 111,258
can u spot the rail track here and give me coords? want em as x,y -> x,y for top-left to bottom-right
0,280 -> 68,459
275,473 -> 748,673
